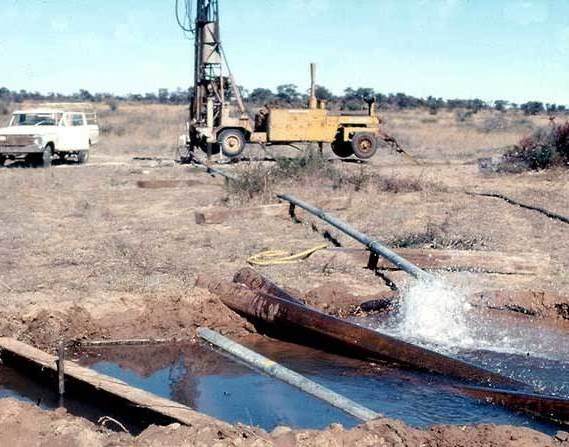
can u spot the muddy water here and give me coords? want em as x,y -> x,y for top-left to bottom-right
1,312 -> 565,433
69,336 -> 562,433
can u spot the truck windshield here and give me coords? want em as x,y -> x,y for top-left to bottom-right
10,113 -> 57,126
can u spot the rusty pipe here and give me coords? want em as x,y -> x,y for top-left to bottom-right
208,280 -> 523,389
233,267 -> 305,305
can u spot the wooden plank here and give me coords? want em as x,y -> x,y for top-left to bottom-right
335,248 -> 549,275
136,179 -> 212,189
195,196 -> 351,225
0,337 -> 220,427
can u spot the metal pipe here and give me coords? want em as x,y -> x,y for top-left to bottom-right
197,327 -> 380,422
57,340 -> 65,407
277,194 -> 433,281
233,267 -> 305,305
208,280 -> 523,388
309,63 -> 317,110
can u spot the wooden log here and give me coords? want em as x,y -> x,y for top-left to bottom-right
334,248 -> 549,275
195,196 -> 351,225
0,337 -> 222,427
136,179 -> 210,189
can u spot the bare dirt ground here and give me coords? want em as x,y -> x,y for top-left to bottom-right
0,103 -> 568,445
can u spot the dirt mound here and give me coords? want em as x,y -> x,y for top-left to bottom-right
473,290 -> 569,324
0,288 -> 252,351
0,398 -> 564,447
303,281 -> 396,316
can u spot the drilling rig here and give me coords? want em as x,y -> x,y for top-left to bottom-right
177,0 -> 407,161
177,0 -> 252,160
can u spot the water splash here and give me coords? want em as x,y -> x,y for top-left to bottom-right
394,276 -> 474,351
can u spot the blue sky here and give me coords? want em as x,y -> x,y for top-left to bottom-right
1,0 -> 568,104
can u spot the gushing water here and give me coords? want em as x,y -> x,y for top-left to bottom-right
385,277 -> 566,362
394,277 -> 474,351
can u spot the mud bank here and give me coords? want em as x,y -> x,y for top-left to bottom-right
1,398 -> 567,447
0,288 -> 252,352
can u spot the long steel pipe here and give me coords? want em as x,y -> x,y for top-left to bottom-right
277,194 -> 433,281
197,327 -> 380,422
209,279 -> 523,388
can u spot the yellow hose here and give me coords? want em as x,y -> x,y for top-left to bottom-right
247,244 -> 328,266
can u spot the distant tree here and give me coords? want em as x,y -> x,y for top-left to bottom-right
144,92 -> 158,102
466,98 -> 486,113
494,100 -> 509,112
546,103 -> 558,113
249,88 -> 274,104
315,85 -> 334,101
276,84 -> 300,103
158,88 -> 169,104
521,101 -> 544,115
426,96 -> 444,114
78,89 -> 94,101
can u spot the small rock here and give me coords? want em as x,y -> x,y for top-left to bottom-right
168,423 -> 181,431
271,426 -> 292,437
555,431 -> 569,442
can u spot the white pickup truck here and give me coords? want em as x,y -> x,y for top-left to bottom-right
0,108 -> 99,167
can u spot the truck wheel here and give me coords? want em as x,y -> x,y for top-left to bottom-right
331,140 -> 353,158
28,146 -> 52,168
77,150 -> 89,164
351,133 -> 378,159
218,129 -> 245,157
0,155 -> 6,167
41,145 -> 52,167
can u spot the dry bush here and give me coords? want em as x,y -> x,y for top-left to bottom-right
100,123 -> 126,137
0,100 -> 10,116
478,115 -> 509,133
225,162 -> 275,204
373,175 -> 441,193
389,222 -> 491,250
501,121 -> 569,170
225,149 -> 446,204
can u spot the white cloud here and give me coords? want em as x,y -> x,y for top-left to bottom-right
503,1 -> 549,25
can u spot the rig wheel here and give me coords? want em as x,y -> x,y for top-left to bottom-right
331,140 -> 354,158
218,129 -> 245,158
351,132 -> 378,160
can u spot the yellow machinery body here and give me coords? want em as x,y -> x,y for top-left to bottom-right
267,108 -> 379,143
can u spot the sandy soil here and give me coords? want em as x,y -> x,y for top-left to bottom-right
0,398 -> 566,447
0,104 -> 568,445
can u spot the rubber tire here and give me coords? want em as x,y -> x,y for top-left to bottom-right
41,146 -> 52,167
77,150 -> 89,164
351,132 -> 378,160
331,140 -> 354,158
0,155 -> 6,167
218,129 -> 245,158
28,146 -> 51,168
